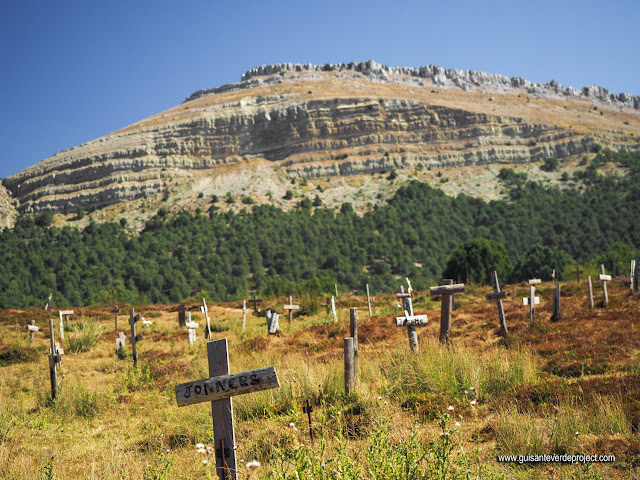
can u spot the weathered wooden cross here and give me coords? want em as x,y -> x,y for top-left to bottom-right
550,284 -> 561,322
177,304 -> 188,328
174,339 -> 280,480
116,331 -> 126,355
112,305 -> 120,330
442,278 -> 457,310
430,281 -> 465,344
575,265 -> 584,283
265,310 -> 279,335
522,283 -> 540,326
366,284 -> 372,317
201,298 -> 213,340
129,308 -> 144,366
486,270 -> 508,336
48,317 -> 63,399
249,296 -> 263,314
28,320 -> 39,345
396,285 -> 428,352
599,264 -> 611,306
283,295 -> 300,324
588,276 -> 595,309
57,309 -> 74,341
186,313 -> 199,346
241,300 -> 248,333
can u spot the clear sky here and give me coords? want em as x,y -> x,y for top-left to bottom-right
1,0 -> 638,179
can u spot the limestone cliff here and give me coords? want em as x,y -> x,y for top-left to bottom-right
3,61 -> 639,216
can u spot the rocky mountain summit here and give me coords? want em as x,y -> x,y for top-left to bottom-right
2,61 -> 639,221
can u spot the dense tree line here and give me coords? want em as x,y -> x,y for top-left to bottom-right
0,148 -> 639,308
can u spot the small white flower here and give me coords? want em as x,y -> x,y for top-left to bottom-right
448,405 -> 454,411
196,443 -> 205,449
246,460 -> 261,470
455,422 -> 461,427
202,459 -> 209,465
470,399 -> 477,406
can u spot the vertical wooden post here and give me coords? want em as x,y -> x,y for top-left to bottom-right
48,317 -> 58,400
303,399 -> 314,446
588,276 -> 595,309
486,271 -> 508,336
177,304 -> 187,328
439,279 -> 453,343
331,296 -> 337,323
575,265 -> 583,283
186,313 -> 199,346
398,285 -> 419,352
58,311 -> 65,341
335,284 -> 339,298
371,296 -> 376,314
634,259 -> 639,293
349,308 -> 358,387
129,308 -> 139,367
344,337 -> 354,394
366,284 -> 372,317
242,300 -> 247,333
630,260 -> 636,293
207,339 -> 237,480
202,299 -> 212,340
29,320 -> 37,345
112,305 -> 120,330
529,286 -> 536,326
600,265 -> 609,306
550,284 -> 561,322
552,269 -> 556,285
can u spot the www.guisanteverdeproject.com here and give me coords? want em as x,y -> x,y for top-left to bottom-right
497,454 -> 616,464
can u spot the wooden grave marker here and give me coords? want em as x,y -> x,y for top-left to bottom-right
250,296 -> 263,314
634,259 -> 640,293
283,295 -> 300,324
112,305 -> 120,330
588,276 -> 595,309
186,313 -> 199,346
396,285 -> 428,352
599,265 -> 611,306
265,310 -> 279,335
552,269 -> 556,284
303,399 -> 314,446
201,298 -> 213,340
430,281 -> 465,344
550,284 -> 561,322
529,278 -> 541,285
349,308 -> 359,387
177,304 -> 188,328
366,284 -> 372,317
44,293 -> 52,313
129,308 -> 144,366
630,260 -> 636,293
522,284 -> 540,326
58,309 -> 74,341
242,300 -> 248,333
174,339 -> 280,480
575,265 -> 584,283
28,320 -> 39,345
486,270 -> 508,336
331,296 -> 337,323
116,331 -> 126,355
371,296 -> 376,314
344,337 -> 355,394
47,317 -> 63,399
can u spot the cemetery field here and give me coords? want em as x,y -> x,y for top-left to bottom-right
1,279 -> 639,479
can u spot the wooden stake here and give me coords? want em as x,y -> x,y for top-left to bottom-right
523,285 -> 540,326
550,284 -> 561,322
366,284 -> 372,317
242,300 -> 247,333
634,259 -> 639,293
439,280 -> 453,343
630,260 -> 636,293
588,276 -> 595,309
202,299 -> 212,340
486,271 -> 508,336
575,265 -> 583,283
600,265 -> 610,306
344,337 -> 354,394
48,317 -> 58,399
349,308 -> 358,387
177,304 -> 188,328
174,339 -> 280,480
112,305 -> 120,330
303,399 -> 314,446
331,296 -> 337,323
129,308 -> 142,366
116,332 -> 126,355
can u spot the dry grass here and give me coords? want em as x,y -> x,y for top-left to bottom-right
0,281 -> 638,478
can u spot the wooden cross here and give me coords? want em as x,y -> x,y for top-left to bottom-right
550,284 -> 561,322
396,286 -> 427,352
47,317 -> 63,399
529,278 -> 541,285
302,399 -> 314,446
588,276 -> 595,309
366,284 -> 372,317
441,278 -> 457,310
551,269 -> 556,284
250,296 -> 263,314
28,320 -> 39,345
116,331 -> 126,355
265,310 -> 279,335
575,265 -> 584,283
57,309 -> 74,341
174,339 -> 280,480
486,270 -> 508,336
523,284 -> 540,326
599,265 -> 611,306
186,313 -> 199,346
283,296 -> 300,324
44,293 -> 52,313
201,298 -> 213,339
241,300 -> 248,333
430,281 -> 465,344
177,304 -> 188,328
129,308 -> 144,366
110,305 -> 120,330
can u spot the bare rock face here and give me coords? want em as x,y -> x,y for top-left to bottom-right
3,62 -> 639,215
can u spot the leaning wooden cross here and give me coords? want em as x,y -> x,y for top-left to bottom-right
28,320 -> 39,345
395,285 -> 427,352
599,265 -> 611,306
175,339 -> 280,480
201,298 -> 213,340
57,309 -> 74,341
283,295 -> 299,324
430,281 -> 465,344
486,270 -> 508,336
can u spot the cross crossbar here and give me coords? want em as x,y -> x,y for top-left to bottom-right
486,291 -> 507,300
430,284 -> 466,295
522,297 -> 540,305
528,279 -> 541,285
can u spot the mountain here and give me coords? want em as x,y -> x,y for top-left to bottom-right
2,61 -> 639,227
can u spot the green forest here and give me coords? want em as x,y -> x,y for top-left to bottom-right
1,148 -> 639,309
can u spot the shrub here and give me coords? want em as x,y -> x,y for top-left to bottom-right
65,319 -> 104,353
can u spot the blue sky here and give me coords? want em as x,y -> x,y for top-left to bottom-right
1,0 -> 638,179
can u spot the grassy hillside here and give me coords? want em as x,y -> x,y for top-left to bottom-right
0,276 -> 638,478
